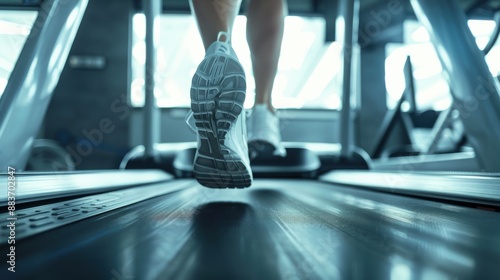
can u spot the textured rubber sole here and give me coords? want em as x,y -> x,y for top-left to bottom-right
190,53 -> 252,188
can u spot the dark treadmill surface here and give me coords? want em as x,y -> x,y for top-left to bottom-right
2,179 -> 499,279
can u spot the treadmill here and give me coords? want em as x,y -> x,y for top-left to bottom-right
1,0 -> 500,279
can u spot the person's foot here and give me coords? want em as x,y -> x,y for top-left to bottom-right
247,104 -> 287,158
190,32 -> 252,188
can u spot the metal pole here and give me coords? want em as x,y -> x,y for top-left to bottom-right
144,0 -> 161,158
410,0 -> 500,172
338,0 -> 360,158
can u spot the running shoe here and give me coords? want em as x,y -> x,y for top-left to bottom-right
247,104 -> 287,158
189,32 -> 252,188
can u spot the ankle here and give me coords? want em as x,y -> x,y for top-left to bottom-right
253,103 -> 276,114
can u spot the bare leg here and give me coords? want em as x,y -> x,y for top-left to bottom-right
190,0 -> 242,50
246,0 -> 286,112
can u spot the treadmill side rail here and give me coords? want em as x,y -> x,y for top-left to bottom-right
0,179 -> 190,244
0,170 -> 172,206
321,170 -> 500,207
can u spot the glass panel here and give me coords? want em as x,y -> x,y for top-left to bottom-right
0,10 -> 38,97
130,14 -> 342,109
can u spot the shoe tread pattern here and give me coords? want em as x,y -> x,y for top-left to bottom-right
191,54 -> 251,188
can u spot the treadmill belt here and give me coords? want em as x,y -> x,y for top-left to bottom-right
1,179 -> 499,279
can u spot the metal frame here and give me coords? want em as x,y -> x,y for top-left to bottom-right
0,170 -> 171,206
322,170 -> 500,206
337,0 -> 360,158
410,0 -> 500,172
143,0 -> 161,158
372,151 -> 481,172
423,102 -> 465,155
372,57 -> 415,158
0,0 -> 88,170
0,177 -> 184,243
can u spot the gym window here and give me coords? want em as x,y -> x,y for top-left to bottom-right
0,10 -> 38,98
130,14 -> 343,110
385,19 -> 500,111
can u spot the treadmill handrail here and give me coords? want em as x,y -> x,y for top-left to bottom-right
0,0 -> 88,170
410,0 -> 500,172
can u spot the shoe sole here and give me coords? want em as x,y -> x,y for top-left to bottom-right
190,54 -> 252,188
248,140 -> 277,159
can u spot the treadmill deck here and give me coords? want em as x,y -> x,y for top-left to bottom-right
1,179 -> 499,279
